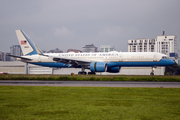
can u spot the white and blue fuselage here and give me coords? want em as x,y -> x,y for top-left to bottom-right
9,30 -> 174,75
21,52 -> 174,73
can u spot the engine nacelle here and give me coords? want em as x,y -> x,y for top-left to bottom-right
106,67 -> 120,73
90,62 -> 107,72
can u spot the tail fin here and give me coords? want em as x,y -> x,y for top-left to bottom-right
15,30 -> 43,56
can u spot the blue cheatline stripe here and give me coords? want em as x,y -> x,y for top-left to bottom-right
29,59 -> 174,68
21,30 -> 38,56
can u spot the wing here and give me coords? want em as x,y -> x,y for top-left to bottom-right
32,40 -> 93,67
47,54 -> 93,67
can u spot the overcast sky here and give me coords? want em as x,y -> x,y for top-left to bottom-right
1,0 -> 180,53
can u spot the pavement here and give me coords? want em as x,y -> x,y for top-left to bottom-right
0,80 -> 180,88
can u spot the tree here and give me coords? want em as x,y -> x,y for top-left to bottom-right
165,62 -> 180,75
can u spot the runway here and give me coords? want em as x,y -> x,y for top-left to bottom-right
0,80 -> 180,88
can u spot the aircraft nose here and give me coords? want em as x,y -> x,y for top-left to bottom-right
169,59 -> 175,65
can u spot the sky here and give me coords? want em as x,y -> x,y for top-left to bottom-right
0,0 -> 180,53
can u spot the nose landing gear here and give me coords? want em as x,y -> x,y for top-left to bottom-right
150,67 -> 156,75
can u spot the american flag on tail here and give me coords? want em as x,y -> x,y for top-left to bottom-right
21,40 -> 27,45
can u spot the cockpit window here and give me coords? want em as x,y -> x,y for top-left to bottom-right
162,56 -> 167,59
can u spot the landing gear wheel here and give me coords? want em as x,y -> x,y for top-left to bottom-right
88,72 -> 96,75
78,71 -> 87,75
150,72 -> 154,75
78,66 -> 87,75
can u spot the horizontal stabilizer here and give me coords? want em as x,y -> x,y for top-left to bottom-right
7,55 -> 32,61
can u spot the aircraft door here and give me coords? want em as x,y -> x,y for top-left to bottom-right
153,54 -> 157,61
119,54 -> 123,62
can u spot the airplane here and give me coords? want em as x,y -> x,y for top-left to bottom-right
8,30 -> 175,75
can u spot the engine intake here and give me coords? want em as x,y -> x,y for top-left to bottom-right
90,62 -> 107,72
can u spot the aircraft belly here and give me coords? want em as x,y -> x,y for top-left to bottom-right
107,59 -> 173,67
30,62 -> 69,68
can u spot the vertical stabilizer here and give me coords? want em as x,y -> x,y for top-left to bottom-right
15,30 -> 39,56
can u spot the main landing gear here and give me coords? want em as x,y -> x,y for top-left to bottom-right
78,71 -> 96,75
78,66 -> 87,75
78,66 -> 96,75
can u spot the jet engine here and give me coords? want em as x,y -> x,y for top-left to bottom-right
90,62 -> 107,72
106,67 -> 120,73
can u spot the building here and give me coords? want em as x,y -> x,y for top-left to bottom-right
127,33 -> 180,65
0,52 -> 5,61
0,52 -> 2,61
100,45 -> 116,52
82,44 -> 97,52
155,35 -> 179,58
10,45 -> 22,61
128,33 -> 180,59
128,39 -> 156,52
10,45 -> 22,56
47,48 -> 63,53
67,49 -> 82,53
0,52 -> 11,61
5,53 -> 11,61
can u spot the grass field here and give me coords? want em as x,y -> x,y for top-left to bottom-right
1,74 -> 180,82
0,86 -> 180,120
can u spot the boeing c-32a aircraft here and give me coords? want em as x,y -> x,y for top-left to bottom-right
8,30 -> 175,75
